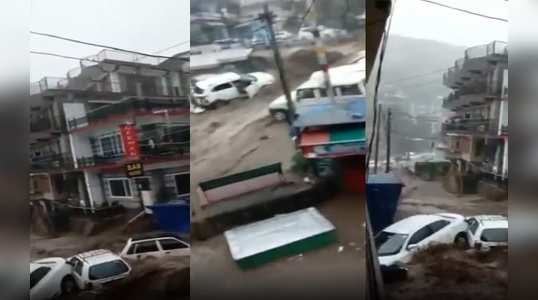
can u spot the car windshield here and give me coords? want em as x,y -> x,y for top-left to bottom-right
480,228 -> 508,243
30,266 -> 51,289
375,231 -> 408,256
88,260 -> 129,280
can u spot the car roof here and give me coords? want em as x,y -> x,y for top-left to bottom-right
130,232 -> 183,242
383,214 -> 449,234
195,72 -> 240,90
75,249 -> 121,265
472,215 -> 508,228
309,64 -> 366,85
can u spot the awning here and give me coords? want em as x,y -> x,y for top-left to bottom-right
300,126 -> 366,147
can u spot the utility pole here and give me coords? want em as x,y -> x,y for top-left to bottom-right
312,28 -> 335,101
373,104 -> 382,174
385,108 -> 392,173
259,4 -> 295,122
310,1 -> 334,102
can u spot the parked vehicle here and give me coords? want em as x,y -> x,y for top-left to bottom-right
298,25 -> 349,42
30,257 -> 77,300
375,213 -> 467,266
67,249 -> 131,291
460,215 -> 508,250
275,30 -> 294,41
120,232 -> 191,260
192,72 -> 274,108
268,62 -> 366,121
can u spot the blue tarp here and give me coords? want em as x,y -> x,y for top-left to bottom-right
366,173 -> 403,234
147,197 -> 190,234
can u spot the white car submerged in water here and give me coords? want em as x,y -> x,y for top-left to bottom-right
30,257 -> 77,300
375,213 -> 468,266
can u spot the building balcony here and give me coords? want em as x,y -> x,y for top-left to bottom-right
67,97 -> 189,131
31,153 -> 74,172
442,118 -> 504,137
30,77 -> 70,95
442,93 -> 491,111
443,41 -> 507,89
465,41 -> 507,60
77,141 -> 190,169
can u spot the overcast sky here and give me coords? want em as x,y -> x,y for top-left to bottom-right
30,0 -> 190,81
391,0 -> 508,47
29,0 -> 508,82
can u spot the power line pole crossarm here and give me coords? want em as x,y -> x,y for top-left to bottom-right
259,4 -> 295,123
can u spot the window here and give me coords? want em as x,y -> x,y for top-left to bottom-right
174,173 -> 189,196
339,84 -> 361,96
375,232 -> 408,256
213,83 -> 233,92
134,241 -> 159,253
134,177 -> 151,191
408,225 -> 434,246
99,133 -> 123,157
73,258 -> 83,276
428,220 -> 450,234
30,267 -> 51,289
297,88 -> 316,100
159,238 -> 189,250
481,228 -> 508,243
88,260 -> 129,280
468,218 -> 479,235
107,178 -> 132,198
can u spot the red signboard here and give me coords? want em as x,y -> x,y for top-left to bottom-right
119,124 -> 140,160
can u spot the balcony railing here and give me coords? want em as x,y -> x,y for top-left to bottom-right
77,141 -> 190,169
67,97 -> 189,131
442,118 -> 505,137
444,41 -> 507,89
31,153 -> 74,171
465,41 -> 508,60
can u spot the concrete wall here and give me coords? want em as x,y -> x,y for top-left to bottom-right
84,171 -> 106,210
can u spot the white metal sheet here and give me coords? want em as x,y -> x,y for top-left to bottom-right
224,207 -> 335,260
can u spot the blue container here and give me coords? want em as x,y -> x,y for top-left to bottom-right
366,173 -> 403,235
147,199 -> 190,234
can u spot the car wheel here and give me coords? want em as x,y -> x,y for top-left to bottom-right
61,276 -> 78,295
454,234 -> 469,249
271,110 -> 287,122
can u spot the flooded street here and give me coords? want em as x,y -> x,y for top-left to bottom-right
383,167 -> 507,300
191,193 -> 366,300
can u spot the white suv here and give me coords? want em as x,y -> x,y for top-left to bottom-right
192,72 -> 274,108
460,215 -> 508,250
120,233 -> 190,260
67,249 -> 131,291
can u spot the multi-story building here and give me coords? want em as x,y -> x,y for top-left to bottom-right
441,40 -> 508,189
29,49 -> 190,212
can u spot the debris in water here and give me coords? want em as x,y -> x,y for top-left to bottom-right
338,246 -> 344,253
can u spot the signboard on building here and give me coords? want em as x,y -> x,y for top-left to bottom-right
119,124 -> 141,160
303,142 -> 367,158
125,161 -> 144,177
